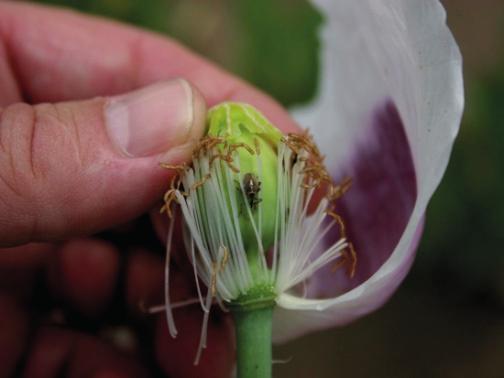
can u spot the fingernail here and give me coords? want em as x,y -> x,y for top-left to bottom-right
105,79 -> 197,157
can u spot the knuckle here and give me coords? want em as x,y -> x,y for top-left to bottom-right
0,104 -> 39,238
0,102 -> 89,189
0,100 -> 105,243
0,103 -> 37,198
0,102 -> 86,205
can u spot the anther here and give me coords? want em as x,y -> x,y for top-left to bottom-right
326,210 -> 347,238
254,138 -> 261,155
220,246 -> 229,271
228,142 -> 255,156
327,177 -> 352,201
210,262 -> 218,297
190,173 -> 211,191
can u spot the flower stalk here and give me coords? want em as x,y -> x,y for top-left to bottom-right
231,300 -> 275,378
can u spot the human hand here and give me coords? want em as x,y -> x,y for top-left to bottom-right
0,3 -> 298,377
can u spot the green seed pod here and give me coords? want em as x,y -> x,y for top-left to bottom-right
206,103 -> 282,260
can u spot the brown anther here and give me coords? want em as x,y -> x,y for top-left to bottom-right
281,137 -> 300,154
220,246 -> 229,271
282,132 -> 336,193
161,189 -> 179,217
331,244 -> 357,278
330,258 -> 345,273
193,136 -> 225,159
201,136 -> 225,150
346,243 -> 357,278
226,161 -> 240,173
228,142 -> 255,156
301,182 -> 319,190
169,174 -> 183,193
284,132 -> 322,160
190,173 -> 211,191
326,210 -> 347,238
254,138 -> 261,155
210,262 -> 218,297
160,163 -> 186,172
327,177 -> 352,201
210,153 -> 230,166
206,143 -> 242,173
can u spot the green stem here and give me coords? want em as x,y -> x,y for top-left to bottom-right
231,302 -> 274,378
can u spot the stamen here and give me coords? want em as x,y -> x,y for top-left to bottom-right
194,284 -> 213,365
228,142 -> 256,156
159,163 -> 187,173
327,177 -> 352,201
326,210 -> 347,238
346,243 -> 357,278
326,209 -> 358,278
209,147 -> 241,173
226,161 -> 240,173
164,210 -> 177,338
159,164 -> 187,216
161,188 -> 179,217
190,173 -> 212,192
210,261 -> 218,297
193,245 -> 227,366
210,152 -> 231,166
145,298 -> 201,314
330,242 -> 357,277
274,132 -> 357,291
220,245 -> 230,271
282,132 -> 323,159
191,254 -> 208,311
254,138 -> 261,155
195,136 -> 225,153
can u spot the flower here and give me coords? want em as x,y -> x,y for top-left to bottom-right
159,0 -> 464,358
161,103 -> 355,361
273,0 -> 464,342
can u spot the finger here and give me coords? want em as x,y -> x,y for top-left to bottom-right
47,239 -> 120,316
0,2 -> 298,134
149,207 -> 170,246
22,326 -> 74,378
23,327 -> 146,378
0,41 -> 21,105
125,249 -> 164,315
155,309 -> 234,378
0,79 -> 206,247
126,247 -> 200,319
0,294 -> 29,377
0,243 -> 54,300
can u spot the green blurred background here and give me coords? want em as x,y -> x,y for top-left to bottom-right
32,0 -> 504,376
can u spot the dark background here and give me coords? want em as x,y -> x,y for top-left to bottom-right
31,0 -> 504,376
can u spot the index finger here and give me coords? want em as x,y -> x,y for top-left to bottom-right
0,2 -> 299,133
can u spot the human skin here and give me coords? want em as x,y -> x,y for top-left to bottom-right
0,2 -> 299,377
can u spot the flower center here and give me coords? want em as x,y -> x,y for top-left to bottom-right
158,102 -> 356,363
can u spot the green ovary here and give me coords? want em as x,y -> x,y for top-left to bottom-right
206,103 -> 281,275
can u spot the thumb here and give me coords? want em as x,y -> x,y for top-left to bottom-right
0,79 -> 206,247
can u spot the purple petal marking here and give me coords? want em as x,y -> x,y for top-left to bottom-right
308,100 -> 417,298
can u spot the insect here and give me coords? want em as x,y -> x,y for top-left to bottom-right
241,172 -> 262,211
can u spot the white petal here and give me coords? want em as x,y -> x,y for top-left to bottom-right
278,0 -> 463,342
